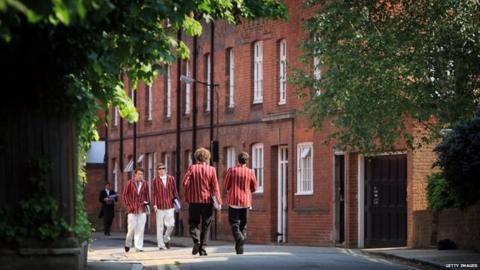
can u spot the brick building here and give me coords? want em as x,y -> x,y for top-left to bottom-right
101,1 -> 440,248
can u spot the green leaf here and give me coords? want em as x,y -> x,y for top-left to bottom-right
183,15 -> 202,36
52,0 -> 71,25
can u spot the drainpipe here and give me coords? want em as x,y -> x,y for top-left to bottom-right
133,88 -> 137,170
192,35 -> 198,157
209,21 -> 217,240
105,109 -> 109,182
120,108 -> 124,172
175,29 -> 182,235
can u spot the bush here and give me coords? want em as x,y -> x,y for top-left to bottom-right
426,173 -> 456,212
434,117 -> 480,208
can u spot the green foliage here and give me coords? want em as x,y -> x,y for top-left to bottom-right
1,0 -> 287,245
0,158 -> 72,245
294,0 -> 480,153
426,172 -> 456,212
434,117 -> 480,208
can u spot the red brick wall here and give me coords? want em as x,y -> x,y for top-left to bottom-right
408,126 -> 440,246
413,204 -> 480,251
100,0 -> 452,248
105,0 -> 338,246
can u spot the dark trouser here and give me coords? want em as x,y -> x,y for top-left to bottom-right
188,203 -> 214,246
103,208 -> 114,234
228,207 -> 248,242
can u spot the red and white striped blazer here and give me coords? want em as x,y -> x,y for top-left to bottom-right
223,164 -> 257,208
152,175 -> 179,210
182,163 -> 222,204
122,179 -> 150,214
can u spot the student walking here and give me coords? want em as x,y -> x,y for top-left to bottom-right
223,152 -> 257,254
182,148 -> 222,256
152,163 -> 180,250
123,168 -> 150,252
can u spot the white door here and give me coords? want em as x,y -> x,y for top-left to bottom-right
277,146 -> 288,243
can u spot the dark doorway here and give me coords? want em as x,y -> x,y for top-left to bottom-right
365,154 -> 407,247
335,155 -> 345,244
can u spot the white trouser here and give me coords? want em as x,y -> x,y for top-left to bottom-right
156,208 -> 175,248
125,213 -> 147,250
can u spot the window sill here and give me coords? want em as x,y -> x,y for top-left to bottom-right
294,192 -> 313,196
253,191 -> 264,196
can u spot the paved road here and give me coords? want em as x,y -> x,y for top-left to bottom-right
89,237 -> 422,270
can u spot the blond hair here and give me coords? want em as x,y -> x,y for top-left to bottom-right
194,147 -> 211,162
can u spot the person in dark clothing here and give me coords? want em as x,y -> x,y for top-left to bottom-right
99,182 -> 117,236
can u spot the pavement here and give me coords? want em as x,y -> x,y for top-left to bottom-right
87,232 -> 480,270
362,247 -> 480,270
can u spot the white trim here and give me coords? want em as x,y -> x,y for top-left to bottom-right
206,54 -> 211,111
147,85 -> 153,121
279,39 -> 287,105
252,143 -> 264,193
228,49 -> 235,108
164,153 -> 169,174
124,158 -> 134,172
226,147 -> 236,169
277,146 -> 288,242
113,160 -> 118,191
113,107 -> 118,127
187,151 -> 193,166
296,142 -> 313,195
185,61 -> 191,114
357,155 -> 365,248
253,41 -> 263,104
167,66 -> 172,117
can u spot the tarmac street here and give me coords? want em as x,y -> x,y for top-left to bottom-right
87,233 -> 423,270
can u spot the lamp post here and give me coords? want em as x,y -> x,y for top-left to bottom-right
180,75 -> 219,164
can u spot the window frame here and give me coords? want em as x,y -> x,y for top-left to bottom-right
147,85 -> 153,121
205,53 -> 211,112
226,147 -> 236,169
113,107 -> 118,127
279,39 -> 287,105
185,61 -> 191,114
296,142 -> 314,195
166,66 -> 172,117
253,41 -> 263,104
252,143 -> 264,193
227,48 -> 235,108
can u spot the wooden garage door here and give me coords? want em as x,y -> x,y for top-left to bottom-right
365,154 -> 407,247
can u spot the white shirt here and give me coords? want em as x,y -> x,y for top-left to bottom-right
105,189 -> 110,196
161,175 -> 167,187
136,181 -> 143,194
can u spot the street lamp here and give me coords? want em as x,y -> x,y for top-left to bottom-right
180,75 -> 219,163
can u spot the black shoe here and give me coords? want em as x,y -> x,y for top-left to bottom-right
124,246 -> 130,252
199,247 -> 208,256
192,243 -> 200,255
235,239 -> 245,255
165,242 -> 171,249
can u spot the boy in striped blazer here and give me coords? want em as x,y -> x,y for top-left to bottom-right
223,152 -> 257,255
122,168 -> 150,252
152,162 -> 179,250
182,147 -> 222,256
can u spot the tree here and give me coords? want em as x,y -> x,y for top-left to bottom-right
293,0 -> 480,153
0,0 -> 287,245
434,115 -> 480,208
